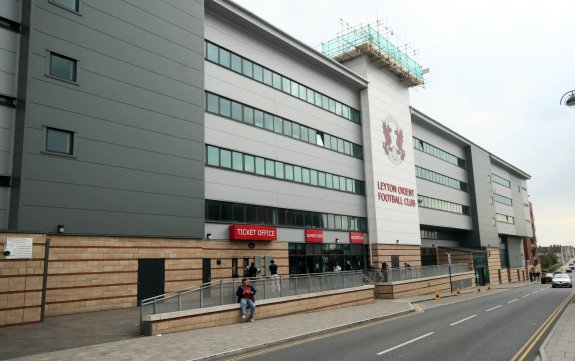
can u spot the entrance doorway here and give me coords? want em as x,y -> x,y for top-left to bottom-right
137,259 -> 165,306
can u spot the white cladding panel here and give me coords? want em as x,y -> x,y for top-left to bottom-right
418,207 -> 473,230
204,13 -> 360,109
205,113 -> 364,180
204,11 -> 367,219
205,62 -> 363,147
205,167 -> 366,217
350,57 -> 421,245
411,121 -> 468,182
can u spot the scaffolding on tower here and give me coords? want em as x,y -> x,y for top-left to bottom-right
322,20 -> 424,87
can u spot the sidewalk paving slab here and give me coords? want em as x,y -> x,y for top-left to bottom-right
1,299 -> 413,361
0,281 -> 538,361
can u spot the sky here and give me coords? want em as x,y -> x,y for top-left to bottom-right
233,0 -> 575,246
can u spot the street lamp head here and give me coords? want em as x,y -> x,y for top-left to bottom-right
560,90 -> 575,108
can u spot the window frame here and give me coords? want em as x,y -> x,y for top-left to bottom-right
43,126 -> 76,157
47,51 -> 78,84
50,0 -> 80,13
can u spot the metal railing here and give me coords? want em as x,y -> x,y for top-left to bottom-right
140,271 -> 366,334
363,263 -> 469,283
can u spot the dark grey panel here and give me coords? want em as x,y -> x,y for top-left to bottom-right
24,153 -> 203,200
19,204 -> 204,237
464,145 -> 498,248
26,82 -> 204,140
22,179 -> 204,218
9,0 -> 205,237
507,236 -> 523,268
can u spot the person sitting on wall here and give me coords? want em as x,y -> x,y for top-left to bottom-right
344,260 -> 353,271
236,278 -> 256,321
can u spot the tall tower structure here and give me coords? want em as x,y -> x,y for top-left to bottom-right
322,24 -> 424,266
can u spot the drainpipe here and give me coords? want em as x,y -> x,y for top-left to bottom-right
40,238 -> 50,322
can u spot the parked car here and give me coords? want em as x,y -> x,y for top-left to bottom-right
552,274 -> 573,288
554,271 -> 564,275
566,268 -> 573,273
541,273 -> 554,284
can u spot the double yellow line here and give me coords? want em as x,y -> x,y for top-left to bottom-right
510,292 -> 575,361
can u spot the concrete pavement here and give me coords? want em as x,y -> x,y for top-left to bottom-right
539,295 -> 575,361
0,281 -> 566,361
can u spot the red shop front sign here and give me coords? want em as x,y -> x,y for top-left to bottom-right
349,232 -> 365,244
229,225 -> 277,241
305,229 -> 324,243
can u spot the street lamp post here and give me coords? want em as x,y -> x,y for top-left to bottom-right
560,90 -> 575,108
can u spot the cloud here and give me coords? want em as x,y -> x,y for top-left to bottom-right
233,0 -> 575,245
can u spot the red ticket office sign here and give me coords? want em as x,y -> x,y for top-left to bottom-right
305,229 -> 324,243
349,232 -> 365,244
229,225 -> 277,241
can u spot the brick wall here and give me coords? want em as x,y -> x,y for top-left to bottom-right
375,272 -> 474,299
0,234 -> 46,327
144,286 -> 375,336
44,236 -> 288,317
487,247 -> 502,284
371,244 -> 421,267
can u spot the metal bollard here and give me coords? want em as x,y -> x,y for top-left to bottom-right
220,280 -> 224,305
200,287 -> 204,308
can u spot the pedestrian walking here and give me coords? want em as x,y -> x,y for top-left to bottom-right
269,259 -> 281,292
248,262 -> 259,278
344,260 -> 353,271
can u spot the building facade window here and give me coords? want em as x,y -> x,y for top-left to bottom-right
412,137 -> 466,168
415,166 -> 468,191
0,176 -> 10,187
205,92 -> 363,159
206,199 -> 367,232
51,0 -> 79,11
0,94 -> 16,108
493,193 -> 513,206
491,173 -> 511,188
0,16 -> 20,32
288,243 -> 368,274
496,213 -> 515,224
205,41 -> 361,124
46,128 -> 74,155
49,52 -> 77,82
420,228 -> 461,240
206,145 -> 365,196
417,194 -> 470,215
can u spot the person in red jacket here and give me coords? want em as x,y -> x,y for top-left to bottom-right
236,278 -> 256,321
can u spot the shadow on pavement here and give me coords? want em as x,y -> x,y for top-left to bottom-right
0,308 -> 141,360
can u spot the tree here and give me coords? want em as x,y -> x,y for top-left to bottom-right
540,253 -> 559,270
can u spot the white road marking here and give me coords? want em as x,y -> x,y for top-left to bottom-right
485,305 -> 502,312
507,299 -> 519,304
449,315 -> 477,326
377,332 -> 435,356
522,294 -> 530,298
